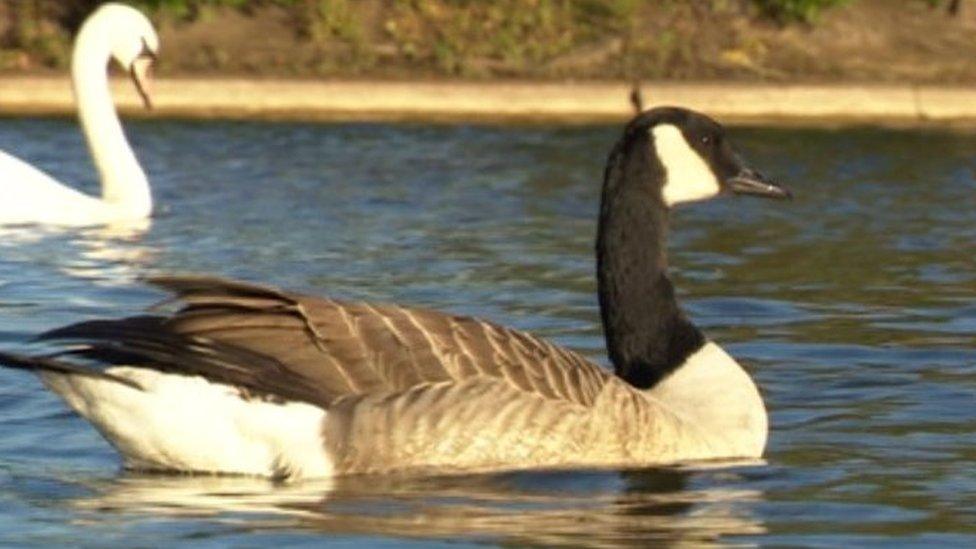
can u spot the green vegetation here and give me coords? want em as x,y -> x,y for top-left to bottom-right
0,0 -> 969,81
104,0 -> 857,22
131,0 -> 257,17
4,1 -> 69,68
379,0 -> 641,76
122,0 -> 857,24
753,0 -> 850,22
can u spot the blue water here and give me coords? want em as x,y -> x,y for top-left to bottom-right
0,118 -> 973,546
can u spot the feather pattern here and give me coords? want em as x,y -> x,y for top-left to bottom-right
65,275 -> 611,410
7,275 -> 746,474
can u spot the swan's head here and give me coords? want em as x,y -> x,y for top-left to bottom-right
626,106 -> 791,208
95,3 -> 159,109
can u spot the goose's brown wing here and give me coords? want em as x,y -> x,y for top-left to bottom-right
43,275 -> 610,409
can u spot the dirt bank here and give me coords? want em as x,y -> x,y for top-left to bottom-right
3,77 -> 976,125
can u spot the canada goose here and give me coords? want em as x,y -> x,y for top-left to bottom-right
0,3 -> 158,226
0,107 -> 790,479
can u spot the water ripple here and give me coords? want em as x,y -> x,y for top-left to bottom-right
0,120 -> 973,546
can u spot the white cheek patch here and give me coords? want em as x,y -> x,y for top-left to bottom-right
652,124 -> 721,207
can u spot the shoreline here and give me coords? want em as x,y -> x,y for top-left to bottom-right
1,77 -> 975,126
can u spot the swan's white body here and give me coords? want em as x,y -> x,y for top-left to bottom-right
0,150 -> 148,226
0,4 -> 157,227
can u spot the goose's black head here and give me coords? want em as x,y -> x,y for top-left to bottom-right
597,106 -> 789,389
616,106 -> 790,208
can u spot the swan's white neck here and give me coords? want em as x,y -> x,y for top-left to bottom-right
72,20 -> 151,217
648,342 -> 768,457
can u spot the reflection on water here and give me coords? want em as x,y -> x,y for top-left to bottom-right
67,466 -> 763,547
67,221 -> 156,282
0,220 -> 155,286
0,119 -> 974,546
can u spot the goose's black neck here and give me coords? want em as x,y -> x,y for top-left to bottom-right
596,125 -> 705,389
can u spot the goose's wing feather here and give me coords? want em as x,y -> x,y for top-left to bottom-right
41,275 -> 610,409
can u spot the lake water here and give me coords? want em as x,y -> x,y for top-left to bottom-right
0,117 -> 973,547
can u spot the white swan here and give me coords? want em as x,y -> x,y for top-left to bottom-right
0,3 -> 158,227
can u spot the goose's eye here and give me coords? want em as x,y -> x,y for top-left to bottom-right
701,136 -> 711,146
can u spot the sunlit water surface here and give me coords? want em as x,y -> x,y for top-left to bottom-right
0,118 -> 973,547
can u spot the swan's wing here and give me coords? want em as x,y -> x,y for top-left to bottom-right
0,149 -> 56,181
36,276 -> 611,409
0,149 -> 103,224
0,149 -> 75,195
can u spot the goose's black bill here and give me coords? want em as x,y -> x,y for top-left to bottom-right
728,169 -> 792,200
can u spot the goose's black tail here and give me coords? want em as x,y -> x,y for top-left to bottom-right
0,350 -> 142,389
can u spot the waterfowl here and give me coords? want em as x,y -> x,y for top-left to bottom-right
0,3 -> 158,227
0,107 -> 790,479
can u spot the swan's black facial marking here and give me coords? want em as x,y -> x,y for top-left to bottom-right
140,37 -> 158,61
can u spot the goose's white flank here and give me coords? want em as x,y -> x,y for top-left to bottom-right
0,107 -> 791,479
0,3 -> 158,227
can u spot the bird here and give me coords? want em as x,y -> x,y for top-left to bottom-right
0,3 -> 158,227
0,107 -> 790,480
629,81 -> 645,114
